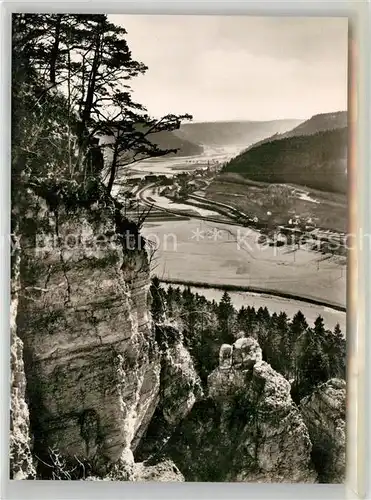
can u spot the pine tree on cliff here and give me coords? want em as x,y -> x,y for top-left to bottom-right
302,333 -> 329,391
289,310 -> 309,379
333,323 -> 342,337
293,317 -> 331,400
165,285 -> 175,317
333,323 -> 346,378
262,311 -> 289,376
313,315 -> 326,338
253,306 -> 270,349
173,286 -> 182,304
218,291 -> 235,344
150,277 -> 165,323
323,323 -> 346,380
276,312 -> 291,375
181,287 -> 199,346
236,306 -> 247,333
290,311 -> 308,341
13,14 -> 192,194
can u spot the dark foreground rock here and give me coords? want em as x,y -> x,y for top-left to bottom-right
300,378 -> 346,483
157,337 -> 317,482
133,459 -> 184,482
85,459 -> 184,482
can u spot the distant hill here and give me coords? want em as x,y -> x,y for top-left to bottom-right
223,126 -> 347,194
240,111 -> 347,154
282,111 -> 347,138
174,119 -> 302,148
148,129 -> 203,157
100,126 -> 204,158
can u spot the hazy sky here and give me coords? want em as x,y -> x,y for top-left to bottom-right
109,15 -> 348,122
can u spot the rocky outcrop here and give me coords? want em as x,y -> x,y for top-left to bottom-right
10,233 -> 36,480
16,197 -> 161,476
300,378 -> 346,483
134,325 -> 203,462
160,330 -> 203,426
85,458 -> 184,482
133,459 -> 184,482
160,337 -> 316,482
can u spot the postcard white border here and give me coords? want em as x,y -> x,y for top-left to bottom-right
1,1 -> 369,499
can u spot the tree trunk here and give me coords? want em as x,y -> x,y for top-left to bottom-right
106,144 -> 119,195
49,14 -> 62,84
80,24 -> 103,133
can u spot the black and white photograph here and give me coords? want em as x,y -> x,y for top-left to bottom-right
10,14 -> 347,483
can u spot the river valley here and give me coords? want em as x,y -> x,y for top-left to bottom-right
129,147 -> 347,334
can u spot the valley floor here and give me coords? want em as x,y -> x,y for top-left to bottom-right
205,173 -> 347,233
142,218 -> 346,332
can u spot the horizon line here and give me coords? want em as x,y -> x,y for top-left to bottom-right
181,110 -> 347,125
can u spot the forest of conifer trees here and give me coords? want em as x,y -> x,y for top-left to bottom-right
150,277 -> 346,402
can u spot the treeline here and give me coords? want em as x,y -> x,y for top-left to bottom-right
223,127 -> 347,194
150,278 -> 346,402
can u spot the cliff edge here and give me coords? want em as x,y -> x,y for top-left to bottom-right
15,194 -> 161,478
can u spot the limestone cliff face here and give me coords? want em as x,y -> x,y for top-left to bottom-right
10,328 -> 36,480
10,248 -> 36,479
161,337 -> 317,483
16,196 -> 161,475
300,378 -> 346,483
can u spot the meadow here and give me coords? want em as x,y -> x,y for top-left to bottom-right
142,218 -> 346,309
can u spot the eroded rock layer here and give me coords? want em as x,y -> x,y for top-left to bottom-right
10,291 -> 36,479
134,324 -> 203,461
16,198 -> 160,474
160,327 -> 203,426
10,231 -> 36,480
160,337 -> 317,483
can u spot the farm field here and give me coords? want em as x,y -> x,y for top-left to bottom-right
142,218 -> 346,308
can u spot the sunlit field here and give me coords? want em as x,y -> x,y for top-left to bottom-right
142,218 -> 346,306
